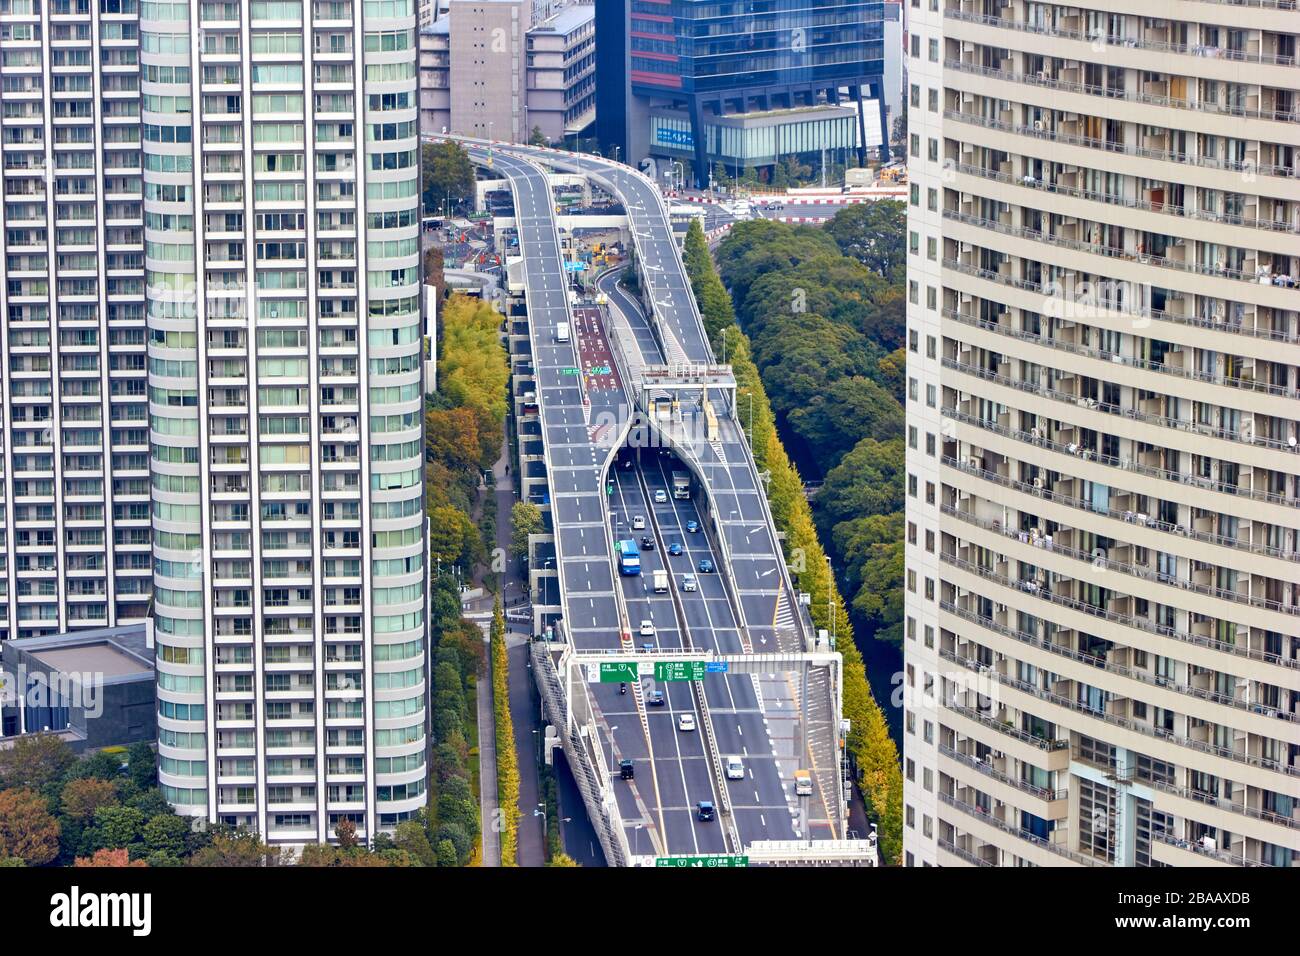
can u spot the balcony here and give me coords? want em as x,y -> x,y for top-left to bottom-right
941,598 -> 1298,730
946,57 -> 1299,126
940,549 -> 1299,677
943,345 -> 1300,457
945,208 -> 1300,293
943,108 -> 1296,181
940,644 -> 1300,781
945,8 -> 1299,69
944,405 -> 1297,511
938,791 -> 1100,866
941,501 -> 1300,620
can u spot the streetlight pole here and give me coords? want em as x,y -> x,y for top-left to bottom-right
534,804 -> 547,842
607,725 -> 618,773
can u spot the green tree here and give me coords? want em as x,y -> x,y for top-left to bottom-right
835,513 -> 905,647
90,804 -> 146,852
141,813 -> 190,862
815,438 -> 905,530
421,140 -> 476,215
436,838 -> 458,867
0,733 -> 76,792
823,200 -> 907,283
393,819 -> 437,866
126,741 -> 156,790
510,500 -> 543,559
528,125 -> 547,147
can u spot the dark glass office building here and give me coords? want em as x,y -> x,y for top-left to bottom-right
597,1 -> 887,187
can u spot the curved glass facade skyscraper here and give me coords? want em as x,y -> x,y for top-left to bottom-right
143,0 -> 426,844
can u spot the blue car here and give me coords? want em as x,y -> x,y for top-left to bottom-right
686,520 -> 700,533
698,558 -> 715,573
668,541 -> 683,556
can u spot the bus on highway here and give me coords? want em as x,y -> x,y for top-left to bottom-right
615,539 -> 641,576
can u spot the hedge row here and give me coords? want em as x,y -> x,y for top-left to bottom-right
682,220 -> 904,864
490,601 -> 520,866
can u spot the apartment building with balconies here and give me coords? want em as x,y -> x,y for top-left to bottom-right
905,0 -> 1299,868
140,0 -> 427,844
0,0 -> 152,641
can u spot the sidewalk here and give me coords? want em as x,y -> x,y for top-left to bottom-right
483,431 -> 546,866
509,636 -> 545,866
476,666 -> 500,866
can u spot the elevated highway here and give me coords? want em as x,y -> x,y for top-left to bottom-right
456,141 -> 872,866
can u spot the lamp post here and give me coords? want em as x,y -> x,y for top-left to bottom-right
606,724 -> 618,773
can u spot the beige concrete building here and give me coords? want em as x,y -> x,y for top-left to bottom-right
905,0 -> 1300,867
419,0 -> 593,143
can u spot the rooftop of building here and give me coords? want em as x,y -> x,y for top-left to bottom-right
533,3 -> 592,35
0,623 -> 153,687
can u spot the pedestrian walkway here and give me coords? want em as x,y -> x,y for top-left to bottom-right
476,659 -> 501,867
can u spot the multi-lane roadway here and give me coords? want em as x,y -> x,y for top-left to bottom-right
460,139 -> 847,860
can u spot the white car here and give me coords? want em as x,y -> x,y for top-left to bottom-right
677,713 -> 696,732
631,515 -> 646,530
653,489 -> 667,504
725,756 -> 745,780
681,574 -> 698,593
639,619 -> 656,637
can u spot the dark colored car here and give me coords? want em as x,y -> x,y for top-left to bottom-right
668,541 -> 683,556
696,801 -> 716,822
648,690 -> 666,707
686,520 -> 700,533
698,558 -> 715,573
641,535 -> 655,550
620,759 -> 635,780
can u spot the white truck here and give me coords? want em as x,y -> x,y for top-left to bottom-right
555,321 -> 570,343
671,470 -> 691,499
794,769 -> 812,796
652,569 -> 669,593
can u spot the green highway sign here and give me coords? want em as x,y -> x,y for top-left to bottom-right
655,855 -> 748,868
654,660 -> 707,682
598,661 -> 640,683
560,367 -> 581,376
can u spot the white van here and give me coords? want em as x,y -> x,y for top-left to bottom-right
652,569 -> 668,593
555,321 -> 570,343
